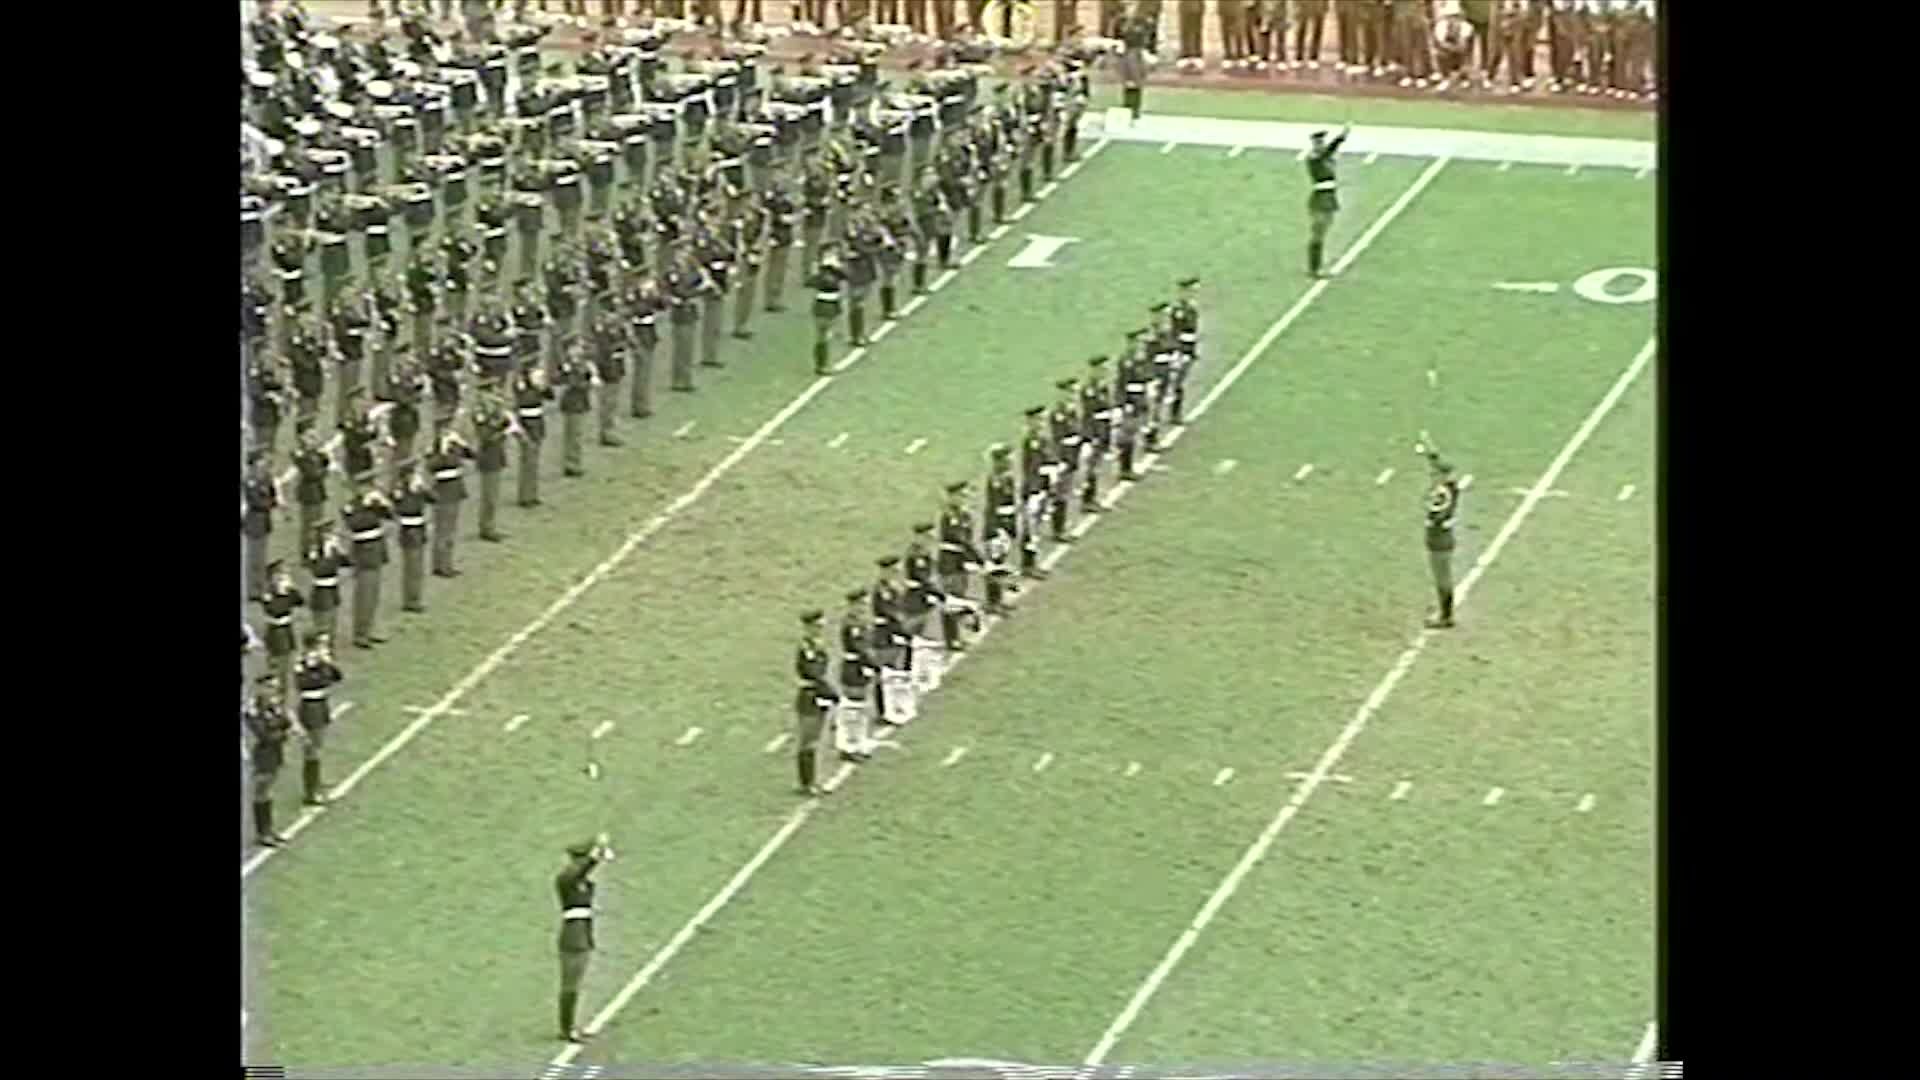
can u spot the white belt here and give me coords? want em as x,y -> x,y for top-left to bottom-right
518,407 -> 544,418
407,193 -> 432,204
1126,382 -> 1146,392
1179,332 -> 1198,342
447,171 -> 468,183
557,175 -> 580,186
1314,180 -> 1337,191
435,468 -> 462,481
312,576 -> 339,588
322,162 -> 347,174
399,515 -> 426,526
562,906 -> 594,920
549,106 -> 572,118
815,291 -> 840,301
939,542 -> 965,552
301,689 -> 328,700
267,615 -> 294,626
482,226 -> 507,239
997,503 -> 1017,513
368,224 -> 391,235
638,315 -> 657,325
481,156 -> 506,168
241,211 -> 262,223
475,343 -> 511,357
289,183 -> 316,197
352,528 -> 383,542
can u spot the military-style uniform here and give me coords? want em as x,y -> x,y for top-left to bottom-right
937,483 -> 983,651
845,218 -> 883,346
555,839 -> 609,1043
259,571 -> 306,695
1305,126 -> 1351,278
1047,380 -> 1084,541
242,464 -> 279,600
902,523 -> 946,691
246,688 -> 294,846
1424,455 -> 1461,628
1078,358 -> 1114,513
305,531 -> 350,645
727,203 -> 763,338
392,471 -> 434,612
386,368 -> 427,482
914,175 -> 953,273
292,434 -> 333,548
428,431 -> 477,574
343,490 -> 393,647
697,233 -> 731,369
870,555 -> 914,726
1168,278 -> 1201,424
808,253 -> 847,375
339,405 -> 382,488
513,369 -> 554,507
558,349 -> 596,475
792,611 -> 839,795
835,591 -> 877,762
665,260 -> 702,392
330,293 -> 373,419
1017,407 -> 1051,578
288,323 -> 326,426
293,641 -> 344,805
246,359 -> 286,459
1120,10 -> 1154,116
761,186 -> 798,313
474,401 -> 515,540
628,284 -> 663,418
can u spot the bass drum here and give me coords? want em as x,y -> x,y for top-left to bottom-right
977,0 -> 1038,46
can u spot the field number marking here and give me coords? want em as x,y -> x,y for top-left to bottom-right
1007,234 -> 1082,270
1572,267 -> 1657,305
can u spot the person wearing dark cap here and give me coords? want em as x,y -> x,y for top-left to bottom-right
243,452 -> 281,602
555,832 -> 614,1042
1017,405 -> 1052,580
343,484 -> 395,647
914,165 -> 955,271
793,610 -> 839,795
871,555 -> 914,726
836,588 -> 878,762
937,480 -> 984,650
428,426 -> 476,577
1305,123 -> 1352,278
663,250 -> 706,393
1418,437 -> 1461,628
1079,356 -> 1115,515
1144,303 -> 1178,450
259,560 -> 307,697
513,365 -> 555,508
761,180 -> 799,315
902,522 -> 945,691
292,631 -> 344,806
305,522 -> 351,644
799,154 -> 833,271
391,460 -> 435,612
246,680 -> 294,847
807,240 -> 848,375
1047,377 -> 1084,542
981,446 -> 1020,617
558,341 -> 597,473
1116,3 -> 1154,121
1168,276 -> 1201,424
877,185 -> 913,321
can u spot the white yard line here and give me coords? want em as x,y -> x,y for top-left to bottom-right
1009,203 -> 1035,221
989,223 -> 1012,240
1375,467 -> 1395,485
1482,786 -> 1505,806
1576,793 -> 1597,813
869,321 -> 896,342
940,746 -> 969,767
1212,459 -> 1238,475
959,245 -> 986,266
403,705 -> 466,716
1565,163 -> 1582,175
1457,473 -> 1474,490
674,726 -> 703,747
543,156 -> 1445,1067
1389,780 -> 1412,800
1123,761 -> 1142,778
1160,141 -> 1178,153
826,431 -> 849,449
763,732 -> 792,753
1496,160 -> 1513,171
899,296 -> 928,318
1634,165 -> 1651,180
1032,751 -> 1055,773
831,346 -> 868,372
930,268 -> 960,291
503,713 -> 530,733
1227,145 -> 1246,158
1364,151 -> 1380,164
590,720 -> 615,740
1508,486 -> 1568,498
904,437 -> 928,455
1627,1022 -> 1659,1074
672,420 -> 696,438
1211,767 -> 1235,787
1292,463 -> 1315,481
1294,147 -> 1310,161
1082,334 -> 1656,1067
1038,181 -> 1060,198
1617,483 -> 1636,501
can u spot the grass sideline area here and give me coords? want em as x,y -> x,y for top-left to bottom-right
244,105 -> 1656,1072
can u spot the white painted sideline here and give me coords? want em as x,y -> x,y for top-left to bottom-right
1087,112 -> 1654,170
544,155 -> 1452,1075
240,140 -> 1117,882
1082,335 -> 1656,1066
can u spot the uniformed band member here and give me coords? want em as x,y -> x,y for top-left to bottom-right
259,561 -> 306,695
305,524 -> 350,645
1079,356 -> 1113,514
293,632 -> 344,806
555,833 -> 615,1043
246,682 -> 294,847
474,393 -> 519,541
1047,377 -> 1083,542
1018,405 -> 1051,579
870,554 -> 914,726
1420,441 -> 1461,629
1305,124 -> 1352,279
1116,7 -> 1153,119
343,486 -> 394,647
902,521 -> 944,691
808,240 -> 847,375
514,366 -> 555,508
762,181 -> 798,314
392,462 -> 434,613
558,345 -> 596,475
243,453 -> 280,601
1168,276 -> 1201,425
835,588 -> 877,763
937,480 -> 983,652
665,254 -> 702,392
793,609 -> 838,796
429,427 -> 476,575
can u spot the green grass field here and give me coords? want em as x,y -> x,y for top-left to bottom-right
244,111 -> 1657,1074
